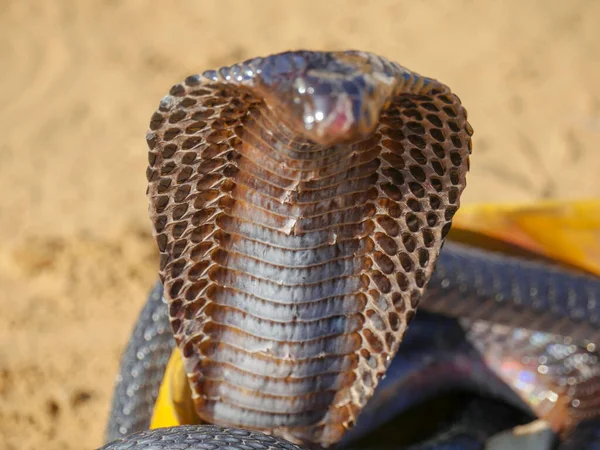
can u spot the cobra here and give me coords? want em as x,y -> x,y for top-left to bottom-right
103,51 -> 600,449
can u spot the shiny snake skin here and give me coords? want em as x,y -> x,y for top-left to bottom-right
101,425 -> 305,450
104,51 -> 600,449
105,253 -> 600,448
146,50 -> 472,447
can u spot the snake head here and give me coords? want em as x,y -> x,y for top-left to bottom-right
249,51 -> 398,146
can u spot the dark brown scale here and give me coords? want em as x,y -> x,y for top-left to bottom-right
370,270 -> 392,294
169,280 -> 184,297
183,136 -> 203,150
409,148 -> 427,165
432,143 -> 445,159
172,204 -> 188,221
396,273 -> 410,292
426,114 -> 443,128
375,232 -> 398,255
418,249 -> 430,268
409,165 -> 426,182
405,213 -> 421,232
160,162 -> 176,176
407,198 -> 421,212
415,269 -> 427,288
172,221 -> 188,239
373,252 -> 396,274
376,215 -> 400,236
381,138 -> 405,154
399,253 -> 414,272
162,144 -> 178,159
385,332 -> 395,350
174,185 -> 191,202
172,240 -> 188,259
363,329 -> 384,353
431,160 -> 445,176
146,50 -> 471,447
402,233 -> 417,253
164,128 -> 182,141
430,128 -> 445,142
149,112 -> 164,130
169,110 -> 187,123
157,178 -> 171,193
176,166 -> 194,183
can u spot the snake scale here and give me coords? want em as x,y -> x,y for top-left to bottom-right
103,51 -> 600,449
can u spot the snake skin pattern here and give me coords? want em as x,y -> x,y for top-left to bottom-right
99,398 -> 527,450
105,282 -> 174,442
426,242 -> 600,343
145,50 -> 472,446
104,250 -> 600,448
104,50 -> 600,449
100,425 -> 305,450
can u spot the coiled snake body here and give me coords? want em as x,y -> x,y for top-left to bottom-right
103,51 -> 600,449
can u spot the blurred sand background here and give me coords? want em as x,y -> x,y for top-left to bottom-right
0,1 -> 599,448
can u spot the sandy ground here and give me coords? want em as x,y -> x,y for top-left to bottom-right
0,1 -> 599,449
